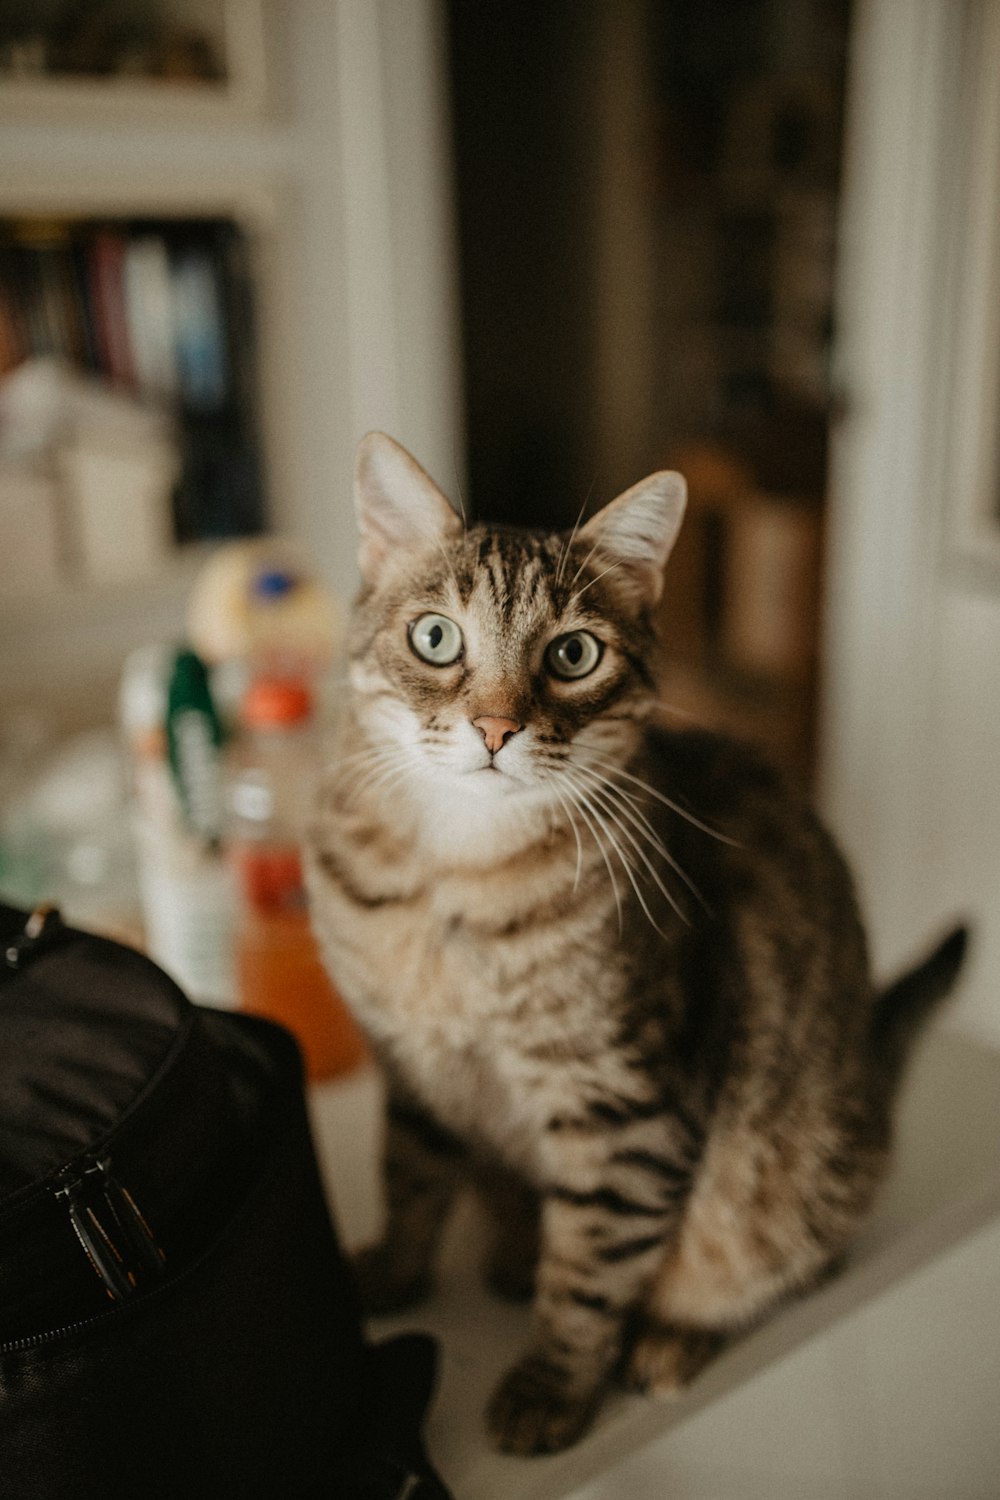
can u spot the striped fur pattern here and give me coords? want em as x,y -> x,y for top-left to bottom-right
306,434 -> 965,1455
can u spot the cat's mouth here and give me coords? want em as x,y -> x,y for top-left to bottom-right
469,759 -> 519,786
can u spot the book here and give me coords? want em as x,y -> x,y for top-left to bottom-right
170,243 -> 228,412
123,233 -> 178,399
87,229 -> 135,387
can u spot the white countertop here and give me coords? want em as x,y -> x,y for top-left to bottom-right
308,1030 -> 1000,1500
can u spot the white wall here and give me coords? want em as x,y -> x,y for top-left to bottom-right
820,0 -> 1000,1050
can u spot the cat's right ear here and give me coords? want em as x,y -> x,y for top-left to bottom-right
354,432 -> 463,584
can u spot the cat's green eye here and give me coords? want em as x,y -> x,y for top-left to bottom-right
545,630 -> 602,680
409,612 -> 464,666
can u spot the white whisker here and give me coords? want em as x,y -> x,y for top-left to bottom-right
569,770 -> 694,925
340,746 -> 415,803
568,559 -> 624,607
586,753 -> 741,846
561,770 -> 671,938
565,533 -> 604,595
337,740 -> 412,774
335,743 -> 405,773
555,488 -> 593,590
451,448 -> 468,529
547,779 -> 584,893
358,762 -> 415,802
405,513 -> 463,602
574,764 -> 707,912
559,778 -> 623,934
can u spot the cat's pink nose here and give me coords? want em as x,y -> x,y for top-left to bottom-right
473,716 -> 522,754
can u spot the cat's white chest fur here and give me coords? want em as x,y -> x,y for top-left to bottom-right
309,816 -> 615,1179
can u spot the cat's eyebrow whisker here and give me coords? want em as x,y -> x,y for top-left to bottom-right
587,754 -> 742,847
565,532 -> 605,595
405,513 -> 463,601
573,765 -> 707,912
451,447 -> 468,530
568,559 -> 625,608
555,491 -> 592,591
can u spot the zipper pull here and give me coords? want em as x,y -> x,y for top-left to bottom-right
55,1158 -> 166,1302
4,904 -> 66,974
99,1160 -> 167,1281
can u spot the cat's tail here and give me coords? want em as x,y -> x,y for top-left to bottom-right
870,925 -> 970,1091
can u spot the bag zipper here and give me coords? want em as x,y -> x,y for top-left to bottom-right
0,1244 -> 177,1357
2,1162 -> 181,1356
53,1156 -> 166,1303
0,1088 -> 298,1358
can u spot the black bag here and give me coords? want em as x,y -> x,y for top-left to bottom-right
0,903 -> 452,1499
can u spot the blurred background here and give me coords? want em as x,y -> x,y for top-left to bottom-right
0,2 -> 998,1489
0,0 -> 997,1011
0,0 -> 997,1031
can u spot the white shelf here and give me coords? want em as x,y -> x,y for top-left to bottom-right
0,76 -> 252,126
0,542 -> 213,633
0,1 -> 267,125
309,1030 -> 1000,1499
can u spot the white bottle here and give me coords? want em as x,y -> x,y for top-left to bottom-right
119,644 -> 236,1007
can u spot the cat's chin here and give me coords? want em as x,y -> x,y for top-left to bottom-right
411,764 -> 556,860
457,765 -> 536,802
468,764 -> 518,787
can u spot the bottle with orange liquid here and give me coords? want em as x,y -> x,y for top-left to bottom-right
228,676 -> 366,1082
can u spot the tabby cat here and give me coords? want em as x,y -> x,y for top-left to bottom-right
306,432 -> 966,1456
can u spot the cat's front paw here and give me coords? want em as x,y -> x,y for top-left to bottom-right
351,1243 -> 432,1316
486,1354 -> 600,1455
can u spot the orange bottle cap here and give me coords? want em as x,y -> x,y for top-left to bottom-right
242,677 -> 313,727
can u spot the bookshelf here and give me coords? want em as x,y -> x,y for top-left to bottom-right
0,0 -> 267,123
1,213 -> 267,578
0,2 -> 463,736
0,3 -> 287,728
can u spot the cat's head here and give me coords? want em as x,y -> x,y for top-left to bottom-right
343,433 -> 685,832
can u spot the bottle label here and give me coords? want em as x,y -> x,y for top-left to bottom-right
235,845 -> 308,916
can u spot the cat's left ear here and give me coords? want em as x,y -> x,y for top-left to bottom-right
354,432 -> 463,584
578,471 -> 687,607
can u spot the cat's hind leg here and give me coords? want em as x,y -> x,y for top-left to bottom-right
354,1093 -> 466,1314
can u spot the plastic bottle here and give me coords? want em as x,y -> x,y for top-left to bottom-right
120,644 -> 236,1007
228,676 -> 366,1082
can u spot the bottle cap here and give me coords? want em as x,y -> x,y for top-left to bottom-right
242,677 -> 313,727
167,648 -> 225,845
